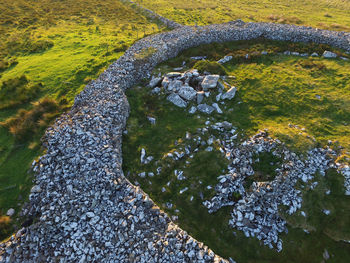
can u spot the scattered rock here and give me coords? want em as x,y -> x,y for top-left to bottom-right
167,94 -> 187,107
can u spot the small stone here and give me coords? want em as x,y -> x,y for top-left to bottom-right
311,52 -> 319,57
147,116 -> 156,125
196,91 -> 205,104
212,103 -> 223,114
178,85 -> 197,101
189,106 -> 197,114
149,77 -> 162,88
221,87 -> 237,100
197,104 -> 215,114
6,208 -> 15,217
323,51 -> 337,58
31,185 -> 41,193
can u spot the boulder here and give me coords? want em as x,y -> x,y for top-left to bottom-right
221,87 -> 237,100
323,51 -> 337,58
167,94 -> 187,108
197,104 -> 215,114
201,75 -> 220,91
178,85 -> 197,101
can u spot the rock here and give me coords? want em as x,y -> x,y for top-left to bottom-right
221,87 -> 237,100
167,80 -> 183,92
151,87 -> 161,94
217,56 -> 233,64
6,208 -> 15,217
161,77 -> 170,89
201,75 -> 220,91
140,148 -> 146,164
178,85 -> 197,101
189,106 -> 197,114
323,209 -> 331,215
190,56 -> 207,60
261,51 -> 268,55
31,185 -> 41,193
323,51 -> 337,58
212,103 -> 223,114
166,72 -> 182,78
147,116 -> 156,125
311,52 -> 319,57
167,94 -> 187,108
179,187 -> 188,194
196,91 -> 205,104
291,52 -> 300,56
149,77 -> 162,88
197,104 -> 215,114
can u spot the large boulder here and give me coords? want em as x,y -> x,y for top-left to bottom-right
201,75 -> 220,91
167,93 -> 187,107
178,85 -> 197,101
221,86 -> 237,100
197,104 -> 215,114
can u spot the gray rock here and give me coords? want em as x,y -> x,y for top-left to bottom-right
147,116 -> 156,125
221,87 -> 237,100
189,106 -> 197,114
167,80 -> 183,92
178,85 -> 197,101
166,72 -> 182,78
311,52 -> 319,57
140,148 -> 146,164
31,185 -> 41,193
212,103 -> 223,114
323,51 -> 337,58
196,91 -> 205,104
217,56 -> 233,64
149,77 -> 162,88
6,208 -> 15,217
201,75 -> 220,91
161,77 -> 170,89
197,104 -> 215,114
151,87 -> 161,94
167,94 -> 187,107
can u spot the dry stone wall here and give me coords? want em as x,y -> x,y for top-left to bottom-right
1,21 -> 349,262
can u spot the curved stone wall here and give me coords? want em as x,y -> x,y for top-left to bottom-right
0,21 -> 349,262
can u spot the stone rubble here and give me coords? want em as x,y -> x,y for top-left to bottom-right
203,130 -> 342,251
1,18 -> 349,262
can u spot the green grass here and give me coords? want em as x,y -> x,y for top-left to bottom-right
134,0 -> 350,30
0,0 -> 163,240
123,39 -> 350,262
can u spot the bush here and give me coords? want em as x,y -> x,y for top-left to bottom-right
0,58 -> 18,72
193,60 -> 227,75
0,75 -> 42,109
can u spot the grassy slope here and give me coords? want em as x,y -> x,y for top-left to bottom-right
0,0 -> 161,239
123,40 -> 350,262
134,0 -> 350,30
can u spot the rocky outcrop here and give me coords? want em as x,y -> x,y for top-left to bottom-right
1,20 -> 349,262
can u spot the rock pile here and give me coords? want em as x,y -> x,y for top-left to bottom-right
203,131 -> 341,251
149,70 -> 237,114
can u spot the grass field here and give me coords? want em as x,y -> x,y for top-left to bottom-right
134,0 -> 350,30
0,0 -> 163,240
123,39 -> 350,262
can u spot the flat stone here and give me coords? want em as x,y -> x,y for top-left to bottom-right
167,94 -> 187,107
212,103 -> 223,114
31,185 -> 41,193
167,80 -> 183,92
221,87 -> 237,100
149,77 -> 162,88
197,104 -> 215,114
201,75 -> 220,91
323,51 -> 337,58
189,106 -> 197,114
178,85 -> 197,101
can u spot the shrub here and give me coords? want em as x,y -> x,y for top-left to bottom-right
193,60 -> 227,75
0,58 -> 18,72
